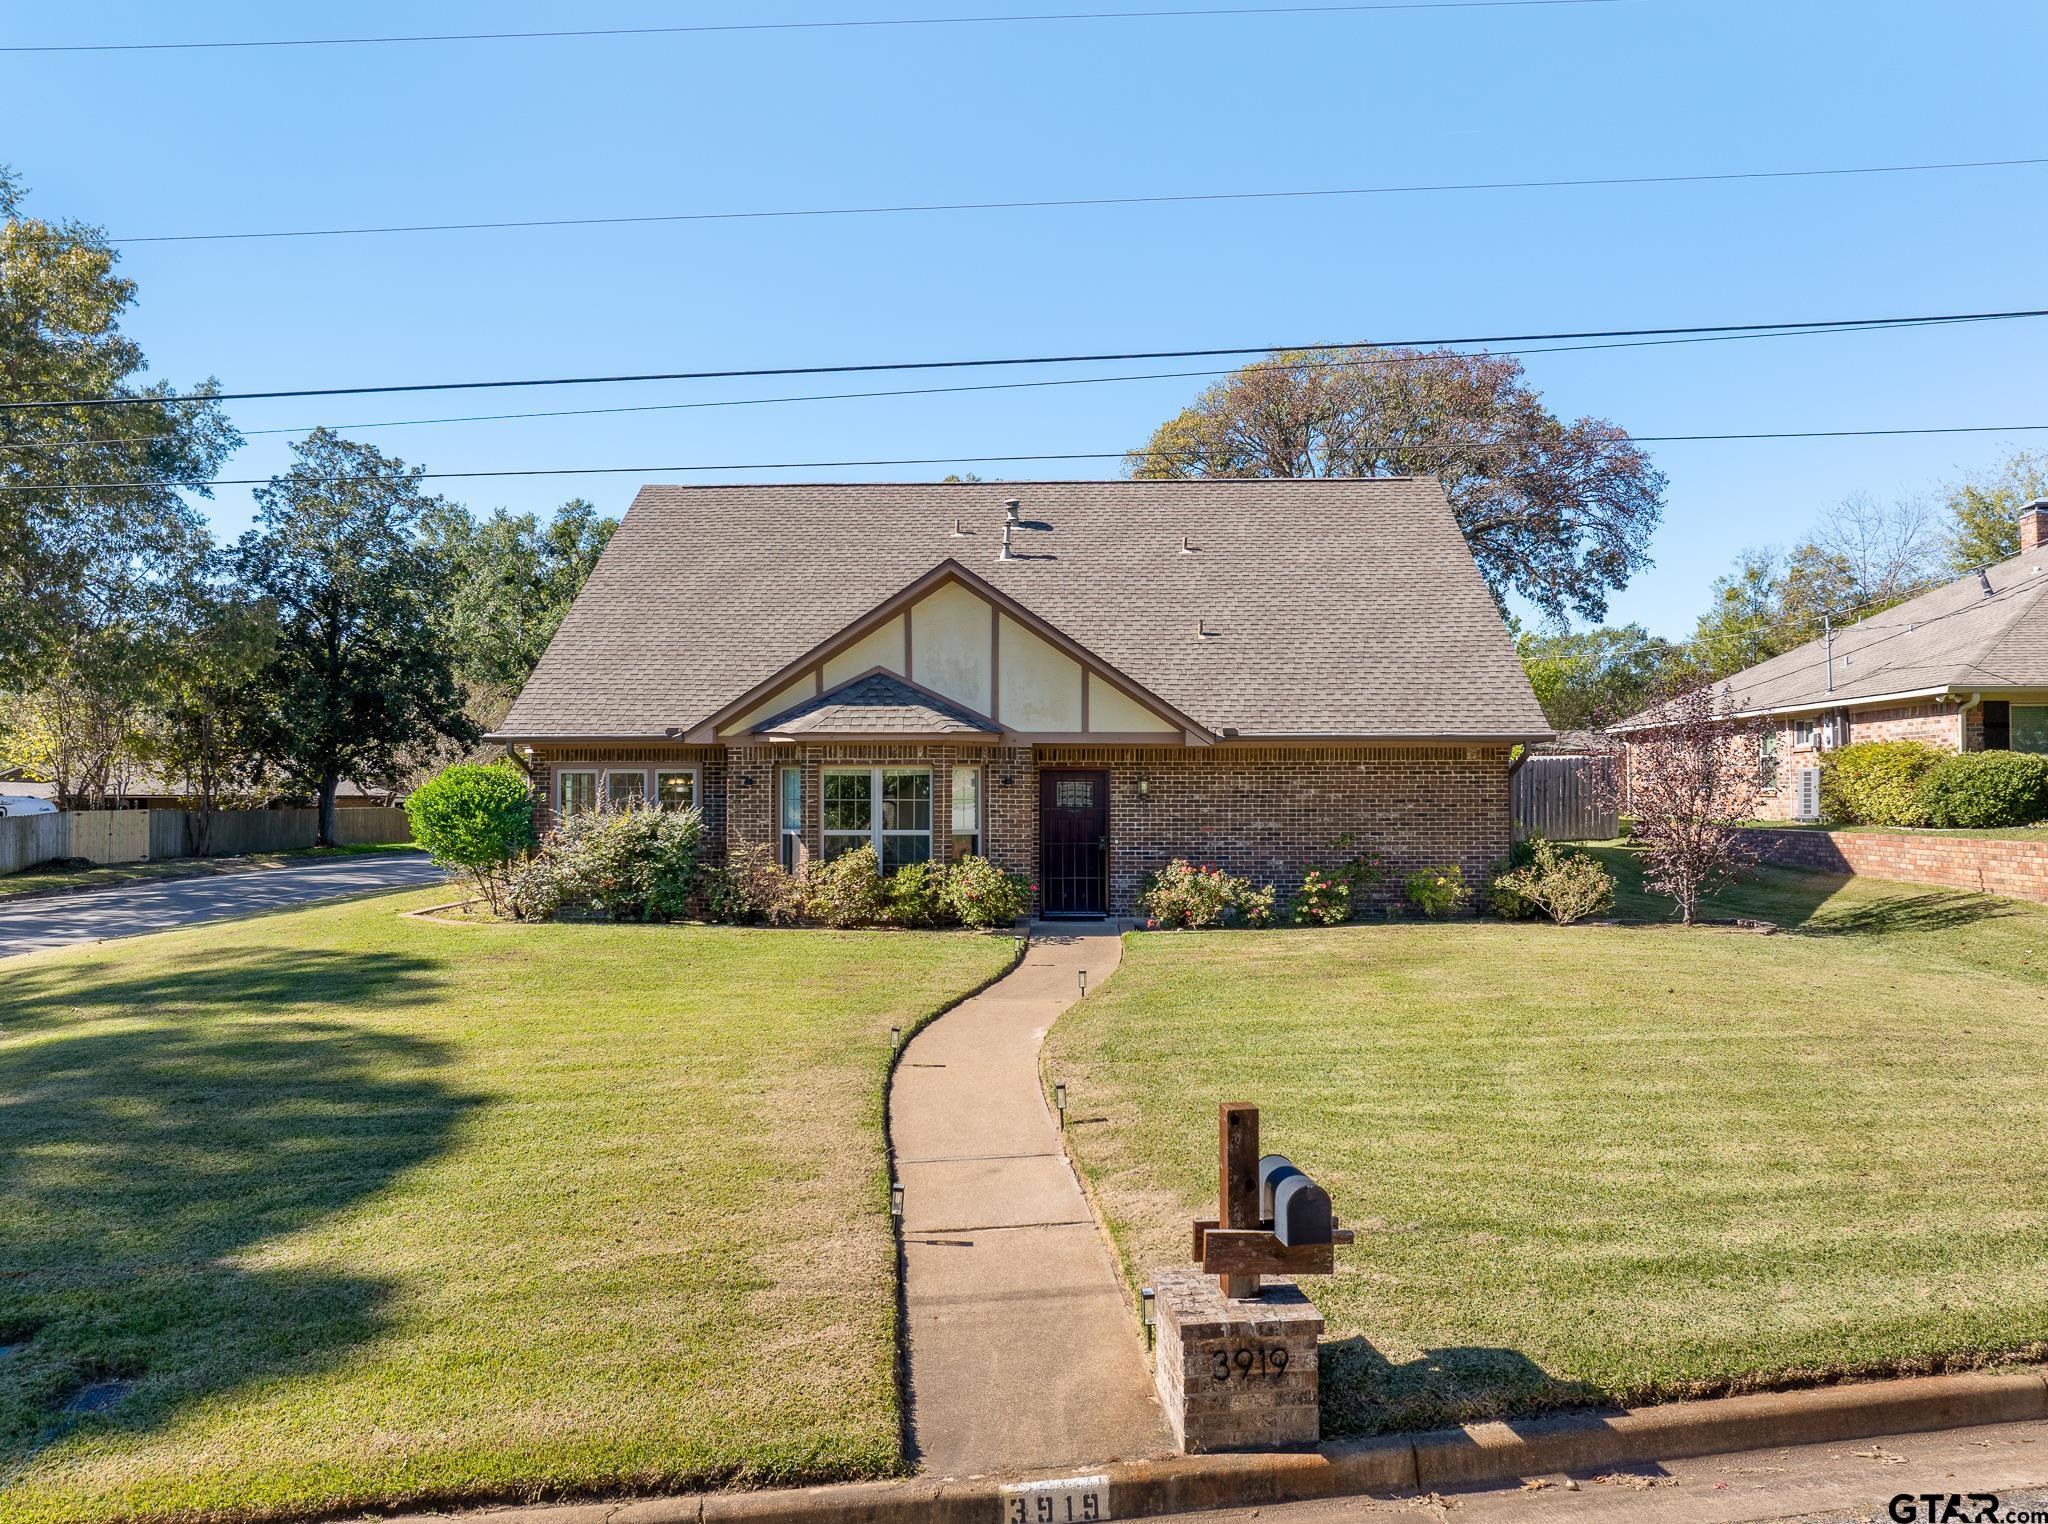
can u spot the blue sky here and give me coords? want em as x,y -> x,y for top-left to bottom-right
6,0 -> 2045,638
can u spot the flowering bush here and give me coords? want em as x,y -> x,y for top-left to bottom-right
885,860 -> 950,928
700,841 -> 805,925
1488,839 -> 1614,925
941,855 -> 1032,928
1330,832 -> 1388,903
1404,863 -> 1470,920
1289,868 -> 1350,926
805,845 -> 890,928
1235,881 -> 1278,929
507,803 -> 704,922
1139,859 -> 1272,929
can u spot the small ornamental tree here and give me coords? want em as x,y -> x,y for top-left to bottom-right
1600,684 -> 1765,925
405,761 -> 536,915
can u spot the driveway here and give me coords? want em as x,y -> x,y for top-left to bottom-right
0,853 -> 448,959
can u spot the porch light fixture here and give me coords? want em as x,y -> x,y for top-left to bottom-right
890,1181 -> 904,1221
1141,1286 -> 1156,1349
1135,777 -> 1151,799
1054,1081 -> 1068,1126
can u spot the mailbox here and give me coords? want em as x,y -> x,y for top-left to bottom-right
1272,1173 -> 1333,1247
1258,1153 -> 1302,1219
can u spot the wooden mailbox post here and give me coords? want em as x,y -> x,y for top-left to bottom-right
1190,1102 -> 1352,1299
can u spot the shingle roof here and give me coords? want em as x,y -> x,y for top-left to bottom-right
1628,548 -> 2048,723
497,479 -> 1549,741
755,671 -> 999,737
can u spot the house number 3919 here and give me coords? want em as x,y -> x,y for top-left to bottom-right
1211,1345 -> 1290,1381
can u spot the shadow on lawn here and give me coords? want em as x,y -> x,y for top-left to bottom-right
0,947 -> 479,1464
1320,1335 -> 1607,1438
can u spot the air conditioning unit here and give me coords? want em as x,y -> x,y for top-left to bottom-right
1795,767 -> 1822,822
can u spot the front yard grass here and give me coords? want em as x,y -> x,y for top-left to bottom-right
1048,851 -> 2048,1438
0,893 -> 1012,1524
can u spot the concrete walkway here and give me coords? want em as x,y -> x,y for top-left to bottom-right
0,852 -> 446,960
892,924 -> 1173,1477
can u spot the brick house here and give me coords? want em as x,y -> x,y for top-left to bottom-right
490,479 -> 1550,916
1617,498 -> 2048,821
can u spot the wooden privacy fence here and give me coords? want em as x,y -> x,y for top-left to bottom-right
1512,755 -> 1618,842
2,806 -> 411,876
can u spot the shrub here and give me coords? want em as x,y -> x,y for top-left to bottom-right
1485,837 -> 1543,920
1329,831 -> 1388,903
700,841 -> 804,925
941,854 -> 1032,929
1140,859 -> 1254,929
403,761 -> 536,915
1820,741 -> 1943,826
1404,863 -> 1470,919
1290,868 -> 1350,926
506,803 -> 704,923
1235,882 -> 1278,929
885,859 -> 952,928
806,845 -> 890,928
1490,838 -> 1615,925
1912,751 -> 2048,828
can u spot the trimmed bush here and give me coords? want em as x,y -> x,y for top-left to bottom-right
700,842 -> 804,925
506,804 -> 704,923
1485,837 -> 1543,920
1489,838 -> 1615,925
404,762 -> 536,915
1912,751 -> 2048,828
1289,868 -> 1350,926
885,860 -> 950,928
1140,859 -> 1271,929
805,845 -> 890,928
941,855 -> 1032,929
1404,863 -> 1471,919
1819,741 -> 1943,826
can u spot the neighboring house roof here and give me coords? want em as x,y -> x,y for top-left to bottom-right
755,670 -> 1000,738
1619,548 -> 2048,727
1531,729 -> 1620,755
496,478 -> 1549,742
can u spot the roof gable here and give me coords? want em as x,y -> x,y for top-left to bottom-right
495,479 -> 1550,742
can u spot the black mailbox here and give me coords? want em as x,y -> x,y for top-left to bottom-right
1272,1173 -> 1334,1247
1257,1153 -> 1302,1219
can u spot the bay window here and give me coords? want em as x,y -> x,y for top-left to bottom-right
822,766 -> 932,868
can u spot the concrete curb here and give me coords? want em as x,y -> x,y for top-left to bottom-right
387,1366 -> 2048,1524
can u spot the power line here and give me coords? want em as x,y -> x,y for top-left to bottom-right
2,1 -> 1629,55
4,320 -> 2012,456
104,155 -> 2048,246
14,423 -> 2048,496
7,307 -> 2045,413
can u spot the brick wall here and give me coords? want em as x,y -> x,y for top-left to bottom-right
528,745 -> 727,854
1743,826 -> 2048,905
525,739 -> 1512,916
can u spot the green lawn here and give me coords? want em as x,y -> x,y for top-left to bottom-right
0,844 -> 420,901
0,894 -> 1012,1524
1048,850 -> 2048,1438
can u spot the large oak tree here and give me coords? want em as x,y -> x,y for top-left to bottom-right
1127,347 -> 1665,624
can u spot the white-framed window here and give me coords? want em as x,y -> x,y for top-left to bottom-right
779,766 -> 803,872
822,766 -> 932,869
1758,729 -> 1779,790
2014,705 -> 2048,755
558,769 -> 598,817
1791,718 -> 1816,750
655,769 -> 698,811
604,768 -> 648,809
950,764 -> 982,859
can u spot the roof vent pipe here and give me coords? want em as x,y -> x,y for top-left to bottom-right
999,522 -> 1015,561
1005,498 -> 1022,523
1979,568 -> 1995,598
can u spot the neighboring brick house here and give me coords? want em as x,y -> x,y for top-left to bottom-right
1616,498 -> 2048,821
490,479 -> 1551,916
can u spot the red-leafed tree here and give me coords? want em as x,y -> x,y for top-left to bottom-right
1604,684 -> 1765,925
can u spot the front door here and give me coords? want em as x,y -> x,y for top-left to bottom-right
1039,769 -> 1108,916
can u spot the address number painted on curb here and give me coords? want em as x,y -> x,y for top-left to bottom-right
999,1473 -> 1111,1522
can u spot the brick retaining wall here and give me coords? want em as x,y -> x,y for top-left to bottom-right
1742,826 -> 2048,905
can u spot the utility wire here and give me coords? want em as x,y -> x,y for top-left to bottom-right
104,155 -> 2048,246
3,319 -> 2013,456
6,307 -> 2044,413
1,1 -> 1630,54
14,425 -> 2048,496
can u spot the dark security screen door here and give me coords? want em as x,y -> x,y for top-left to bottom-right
1040,769 -> 1108,916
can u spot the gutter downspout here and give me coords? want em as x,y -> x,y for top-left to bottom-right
1956,691 -> 1981,752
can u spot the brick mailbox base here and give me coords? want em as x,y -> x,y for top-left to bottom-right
1152,1269 -> 1324,1452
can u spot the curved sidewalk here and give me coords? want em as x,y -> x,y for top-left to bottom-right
892,924 -> 1172,1477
